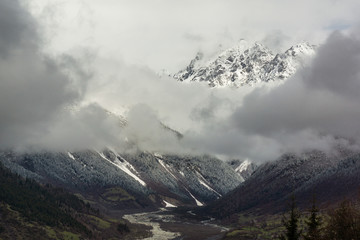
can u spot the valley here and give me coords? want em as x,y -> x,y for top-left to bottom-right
122,208 -> 227,240
3,145 -> 360,239
2,2 -> 360,237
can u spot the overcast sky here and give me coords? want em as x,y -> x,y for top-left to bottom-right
28,0 -> 360,72
1,0 -> 360,162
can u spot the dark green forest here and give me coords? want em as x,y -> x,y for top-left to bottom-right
0,163 -> 133,239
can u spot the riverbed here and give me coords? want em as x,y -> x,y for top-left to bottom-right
123,208 -> 227,240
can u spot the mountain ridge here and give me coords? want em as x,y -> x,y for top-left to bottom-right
0,149 -> 244,209
174,41 -> 316,87
198,146 -> 360,218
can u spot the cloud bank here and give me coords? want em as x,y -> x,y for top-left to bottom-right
29,0 -> 360,72
0,0 -> 78,150
2,0 -> 360,163
85,28 -> 360,162
189,30 -> 360,161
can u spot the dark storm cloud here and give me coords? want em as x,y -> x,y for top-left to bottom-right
0,0 -> 75,148
305,31 -> 360,98
0,0 -> 37,57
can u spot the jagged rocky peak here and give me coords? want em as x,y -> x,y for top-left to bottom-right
174,40 -> 316,88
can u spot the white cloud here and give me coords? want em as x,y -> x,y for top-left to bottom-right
29,0 -> 360,72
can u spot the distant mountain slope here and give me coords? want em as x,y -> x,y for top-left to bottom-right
0,150 -> 243,209
0,97 -> 243,210
199,148 -> 360,218
174,41 -> 315,87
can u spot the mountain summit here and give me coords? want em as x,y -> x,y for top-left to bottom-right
174,41 -> 316,87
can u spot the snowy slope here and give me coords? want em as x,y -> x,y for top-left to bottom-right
0,150 -> 242,208
201,146 -> 360,218
228,159 -> 257,181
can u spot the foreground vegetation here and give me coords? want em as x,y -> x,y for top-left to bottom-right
223,195 -> 360,240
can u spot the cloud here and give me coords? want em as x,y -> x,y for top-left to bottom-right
0,0 -> 37,57
0,0 -> 207,153
2,0 -> 360,164
0,0 -> 209,154
0,0 -> 117,151
305,31 -> 360,98
121,104 -> 182,153
184,33 -> 205,42
0,0 -> 79,149
225,30 -> 360,160
29,0 -> 360,72
261,30 -> 290,52
35,104 -> 125,151
142,29 -> 360,162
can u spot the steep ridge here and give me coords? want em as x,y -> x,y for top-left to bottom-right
199,148 -> 360,218
174,41 -> 315,87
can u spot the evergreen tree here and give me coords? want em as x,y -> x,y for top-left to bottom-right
304,195 -> 322,240
280,195 -> 302,240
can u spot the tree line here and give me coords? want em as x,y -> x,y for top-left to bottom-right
279,194 -> 360,240
0,162 -> 92,236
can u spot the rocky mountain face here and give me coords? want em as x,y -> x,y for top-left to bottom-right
0,150 -> 243,209
227,159 -> 257,181
200,147 -> 360,218
174,41 -> 315,87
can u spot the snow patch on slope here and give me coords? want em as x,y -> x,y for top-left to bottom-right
186,189 -> 203,206
67,152 -> 76,160
97,151 -> 147,187
196,171 -> 222,197
157,157 -> 178,180
163,200 -> 177,208
235,159 -> 251,173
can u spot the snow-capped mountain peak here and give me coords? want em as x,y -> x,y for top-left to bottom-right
174,41 -> 316,88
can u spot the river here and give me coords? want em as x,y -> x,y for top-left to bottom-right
123,208 -> 227,240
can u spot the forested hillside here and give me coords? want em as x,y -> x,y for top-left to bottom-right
0,163 -> 138,239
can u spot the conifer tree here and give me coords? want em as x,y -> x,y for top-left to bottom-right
280,195 -> 301,240
304,195 -> 322,240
